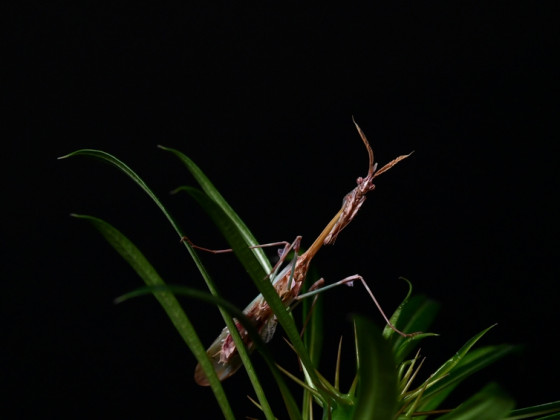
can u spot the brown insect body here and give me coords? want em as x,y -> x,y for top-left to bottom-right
194,120 -> 411,386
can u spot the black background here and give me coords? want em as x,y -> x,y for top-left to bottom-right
5,3 -> 559,418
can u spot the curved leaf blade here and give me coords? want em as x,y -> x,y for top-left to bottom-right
160,148 -> 328,399
118,284 -> 302,420
427,325 -> 498,385
353,315 -> 398,419
60,149 -> 183,239
71,214 -> 236,420
61,150 -> 278,418
508,400 -> 560,419
390,294 -> 441,365
159,145 -> 272,274
437,383 -> 514,420
177,186 -> 269,286
417,344 -> 518,412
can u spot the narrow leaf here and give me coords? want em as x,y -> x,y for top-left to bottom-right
437,383 -> 514,420
508,401 -> 560,419
118,284 -> 302,420
71,214 -> 236,420
159,145 -> 272,274
61,149 -> 277,419
60,149 -> 183,239
160,148 -> 328,400
428,325 -> 497,384
417,344 -> 517,412
177,186 -> 269,285
353,315 -> 398,419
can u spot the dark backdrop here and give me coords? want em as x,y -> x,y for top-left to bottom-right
5,3 -> 559,418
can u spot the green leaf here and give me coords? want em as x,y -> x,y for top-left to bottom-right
176,186 -> 269,286
60,149 -> 184,240
158,145 -> 272,275
160,146 -> 332,403
429,344 -> 516,407
353,315 -> 399,419
426,325 -> 497,383
410,344 -> 515,415
59,150 -> 219,293
117,284 -> 303,420
437,383 -> 514,420
390,294 -> 440,365
159,151 -> 306,418
410,326 -> 513,414
301,266 -> 325,419
537,413 -> 560,420
61,150 -> 276,419
508,401 -> 560,419
71,214 -> 236,420
301,265 -> 324,369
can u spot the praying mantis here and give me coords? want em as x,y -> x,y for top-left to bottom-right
192,119 -> 412,386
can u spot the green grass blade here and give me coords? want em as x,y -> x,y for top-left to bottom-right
177,186 -> 269,285
59,149 -> 184,240
159,147 -> 328,400
59,150 -> 221,294
436,383 -> 514,420
61,148 -> 278,418
390,294 -> 440,365
426,324 -> 497,384
536,413 -> 560,420
175,186 -> 321,411
301,267 -> 325,419
251,261 -> 328,402
158,145 -> 272,274
507,401 -> 560,419
417,344 -> 517,412
71,214 -> 236,420
117,284 -> 303,420
380,280 -> 440,368
383,277 -> 415,339
180,189 -> 328,406
179,185 -> 306,416
353,315 -> 398,419
59,149 -> 226,295
301,266 -> 324,368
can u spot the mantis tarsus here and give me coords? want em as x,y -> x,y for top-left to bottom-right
192,119 -> 413,386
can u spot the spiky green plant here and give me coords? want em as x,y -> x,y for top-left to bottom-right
60,146 -> 560,419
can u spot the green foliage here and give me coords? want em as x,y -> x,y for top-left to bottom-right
60,148 -> 559,419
